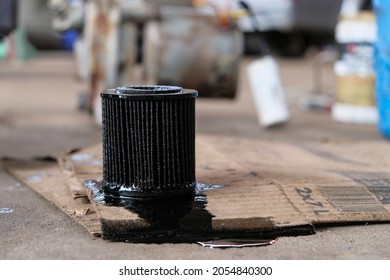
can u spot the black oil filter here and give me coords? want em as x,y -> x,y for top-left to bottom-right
101,85 -> 198,200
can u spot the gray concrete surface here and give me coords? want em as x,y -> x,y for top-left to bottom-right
0,52 -> 389,259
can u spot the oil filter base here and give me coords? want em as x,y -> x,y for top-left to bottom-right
101,85 -> 197,200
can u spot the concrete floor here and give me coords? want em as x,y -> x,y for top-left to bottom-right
1,52 -> 389,259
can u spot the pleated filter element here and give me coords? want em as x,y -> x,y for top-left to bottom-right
101,85 -> 198,199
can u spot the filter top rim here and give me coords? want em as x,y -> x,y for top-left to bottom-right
101,85 -> 198,100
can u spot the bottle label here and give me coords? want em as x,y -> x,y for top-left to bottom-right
338,42 -> 375,76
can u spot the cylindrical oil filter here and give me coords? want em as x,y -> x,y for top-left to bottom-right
101,85 -> 197,199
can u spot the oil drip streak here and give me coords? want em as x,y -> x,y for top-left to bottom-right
101,86 -> 198,199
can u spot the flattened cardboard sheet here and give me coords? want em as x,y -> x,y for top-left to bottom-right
5,135 -> 390,242
203,136 -> 390,224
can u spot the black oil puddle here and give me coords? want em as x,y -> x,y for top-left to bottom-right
84,180 -> 223,242
83,180 -> 314,243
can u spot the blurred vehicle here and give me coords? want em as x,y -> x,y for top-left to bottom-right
193,0 -> 342,57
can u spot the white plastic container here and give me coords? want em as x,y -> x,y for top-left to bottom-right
332,11 -> 378,124
248,56 -> 289,127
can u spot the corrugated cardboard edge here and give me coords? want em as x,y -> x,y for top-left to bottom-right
58,149 -> 89,199
2,158 -> 102,237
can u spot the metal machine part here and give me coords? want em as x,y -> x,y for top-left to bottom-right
101,85 -> 198,200
48,0 -> 242,117
144,6 -> 243,99
48,0 -> 157,113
